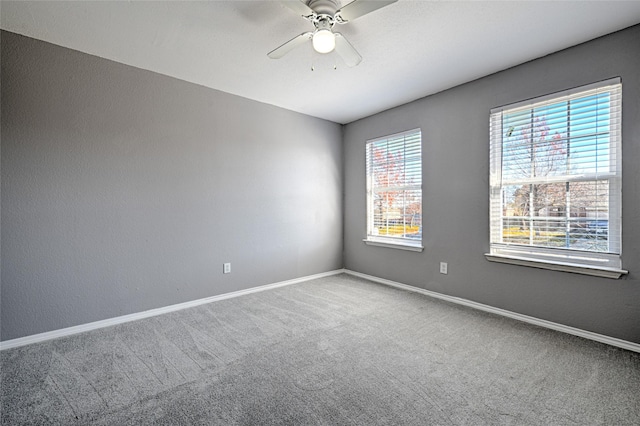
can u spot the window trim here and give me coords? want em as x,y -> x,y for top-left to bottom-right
363,237 -> 423,252
488,78 -> 625,278
484,253 -> 627,279
364,128 -> 423,251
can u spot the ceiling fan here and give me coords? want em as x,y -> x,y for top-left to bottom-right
268,0 -> 398,67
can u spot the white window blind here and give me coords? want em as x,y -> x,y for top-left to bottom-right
489,78 -> 623,273
365,129 -> 422,249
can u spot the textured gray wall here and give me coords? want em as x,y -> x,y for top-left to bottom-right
1,32 -> 343,341
344,25 -> 640,344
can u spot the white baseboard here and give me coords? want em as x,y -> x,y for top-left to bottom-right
344,269 -> 640,354
4,268 -> 638,354
0,269 -> 346,351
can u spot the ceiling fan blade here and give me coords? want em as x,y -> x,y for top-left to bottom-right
334,33 -> 362,67
268,32 -> 313,59
336,0 -> 397,22
281,0 -> 315,17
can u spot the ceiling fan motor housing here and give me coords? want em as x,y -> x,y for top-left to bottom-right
307,0 -> 340,16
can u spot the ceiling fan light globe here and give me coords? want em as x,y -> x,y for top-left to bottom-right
312,29 -> 336,53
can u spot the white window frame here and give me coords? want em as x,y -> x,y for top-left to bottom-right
364,129 -> 423,252
486,78 -> 626,278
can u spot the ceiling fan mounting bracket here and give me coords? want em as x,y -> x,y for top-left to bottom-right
309,14 -> 336,31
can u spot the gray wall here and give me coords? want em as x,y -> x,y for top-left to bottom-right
1,31 -> 343,341
344,25 -> 640,344
3,25 -> 640,345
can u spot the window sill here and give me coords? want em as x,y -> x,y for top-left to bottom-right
363,239 -> 423,252
485,253 -> 628,279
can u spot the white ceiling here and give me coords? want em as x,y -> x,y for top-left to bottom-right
2,1 -> 640,124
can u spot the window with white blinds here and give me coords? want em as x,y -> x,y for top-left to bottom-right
489,78 -> 624,275
365,129 -> 422,250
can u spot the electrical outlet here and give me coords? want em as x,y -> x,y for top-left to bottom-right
223,263 -> 231,274
439,262 -> 448,274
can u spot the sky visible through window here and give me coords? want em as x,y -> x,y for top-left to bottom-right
501,92 -> 611,183
499,91 -> 613,252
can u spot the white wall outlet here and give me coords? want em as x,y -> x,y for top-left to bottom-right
439,262 -> 448,274
223,263 -> 231,274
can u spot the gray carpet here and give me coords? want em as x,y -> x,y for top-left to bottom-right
1,274 -> 639,425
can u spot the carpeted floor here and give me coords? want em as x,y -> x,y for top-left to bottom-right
1,273 -> 639,425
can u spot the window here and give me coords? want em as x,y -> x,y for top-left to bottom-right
488,78 -> 625,278
365,129 -> 422,251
